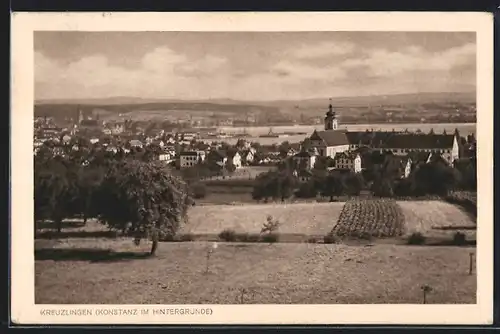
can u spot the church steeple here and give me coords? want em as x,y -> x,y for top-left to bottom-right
324,98 -> 338,130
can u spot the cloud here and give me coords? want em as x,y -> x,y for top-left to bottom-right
340,43 -> 476,77
271,60 -> 346,81
35,47 -> 230,100
291,41 -> 356,59
35,41 -> 476,101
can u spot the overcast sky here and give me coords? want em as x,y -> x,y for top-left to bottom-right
35,31 -> 476,101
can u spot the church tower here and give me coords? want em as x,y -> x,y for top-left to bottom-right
324,99 -> 338,131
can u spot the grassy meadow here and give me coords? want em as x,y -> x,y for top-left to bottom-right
35,198 -> 477,305
35,240 -> 476,304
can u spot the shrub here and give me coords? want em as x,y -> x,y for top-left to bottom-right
261,233 -> 279,243
160,233 -> 176,242
178,233 -> 195,242
359,231 -> 373,240
191,182 -> 207,199
307,237 -> 318,243
261,215 -> 280,234
218,229 -> 237,242
323,232 -> 338,244
452,232 -> 467,245
407,232 -> 426,245
246,234 -> 261,242
236,233 -> 261,242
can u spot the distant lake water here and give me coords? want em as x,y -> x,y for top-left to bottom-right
199,123 -> 476,145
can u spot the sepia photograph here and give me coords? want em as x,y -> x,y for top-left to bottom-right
11,12 -> 493,325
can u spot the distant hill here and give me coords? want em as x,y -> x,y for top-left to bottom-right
35,91 -> 476,122
36,91 -> 475,107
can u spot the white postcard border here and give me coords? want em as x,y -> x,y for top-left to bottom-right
10,11 -> 494,325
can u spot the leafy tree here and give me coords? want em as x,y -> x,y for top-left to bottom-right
190,182 -> 207,199
278,141 -> 291,158
94,160 -> 192,256
454,158 -> 477,190
321,172 -> 345,201
301,138 -> 312,151
34,156 -> 80,232
235,139 -> 247,149
252,170 -> 297,203
343,172 -> 364,196
411,160 -> 461,196
77,163 -> 105,223
295,181 -> 317,198
313,156 -> 328,170
371,177 -> 394,197
226,161 -> 237,174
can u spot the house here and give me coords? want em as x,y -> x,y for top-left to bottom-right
61,135 -> 72,145
333,151 -> 362,173
129,139 -> 143,148
286,147 -> 299,157
389,155 -> 413,178
230,151 -> 242,168
165,136 -> 176,144
407,151 -> 434,169
106,146 -> 118,154
240,149 -> 255,164
295,169 -> 313,183
179,151 -> 201,168
208,150 -> 242,168
159,152 -> 173,161
292,151 -> 317,170
401,156 -> 412,178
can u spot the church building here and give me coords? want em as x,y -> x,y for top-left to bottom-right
302,99 -> 461,167
308,99 -> 351,159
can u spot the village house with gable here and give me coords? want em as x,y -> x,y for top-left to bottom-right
292,150 -> 317,170
332,151 -> 362,173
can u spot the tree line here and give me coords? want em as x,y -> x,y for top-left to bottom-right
34,140 -> 192,255
250,151 -> 476,202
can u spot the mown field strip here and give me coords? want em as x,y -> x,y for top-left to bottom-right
182,202 -> 345,235
398,200 -> 476,239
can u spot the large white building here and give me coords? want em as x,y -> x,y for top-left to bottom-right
305,101 -> 461,167
179,151 -> 205,168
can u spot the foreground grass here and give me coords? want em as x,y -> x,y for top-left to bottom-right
36,239 -> 476,304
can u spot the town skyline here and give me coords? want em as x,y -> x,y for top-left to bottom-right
35,31 -> 476,102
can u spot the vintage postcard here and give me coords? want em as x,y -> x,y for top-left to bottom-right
11,12 -> 493,325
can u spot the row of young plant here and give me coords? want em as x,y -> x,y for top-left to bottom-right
331,199 -> 406,238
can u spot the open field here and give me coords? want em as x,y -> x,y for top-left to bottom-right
398,201 -> 476,240
182,202 -> 345,239
196,191 -> 255,206
35,239 -> 476,304
204,166 -> 276,181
